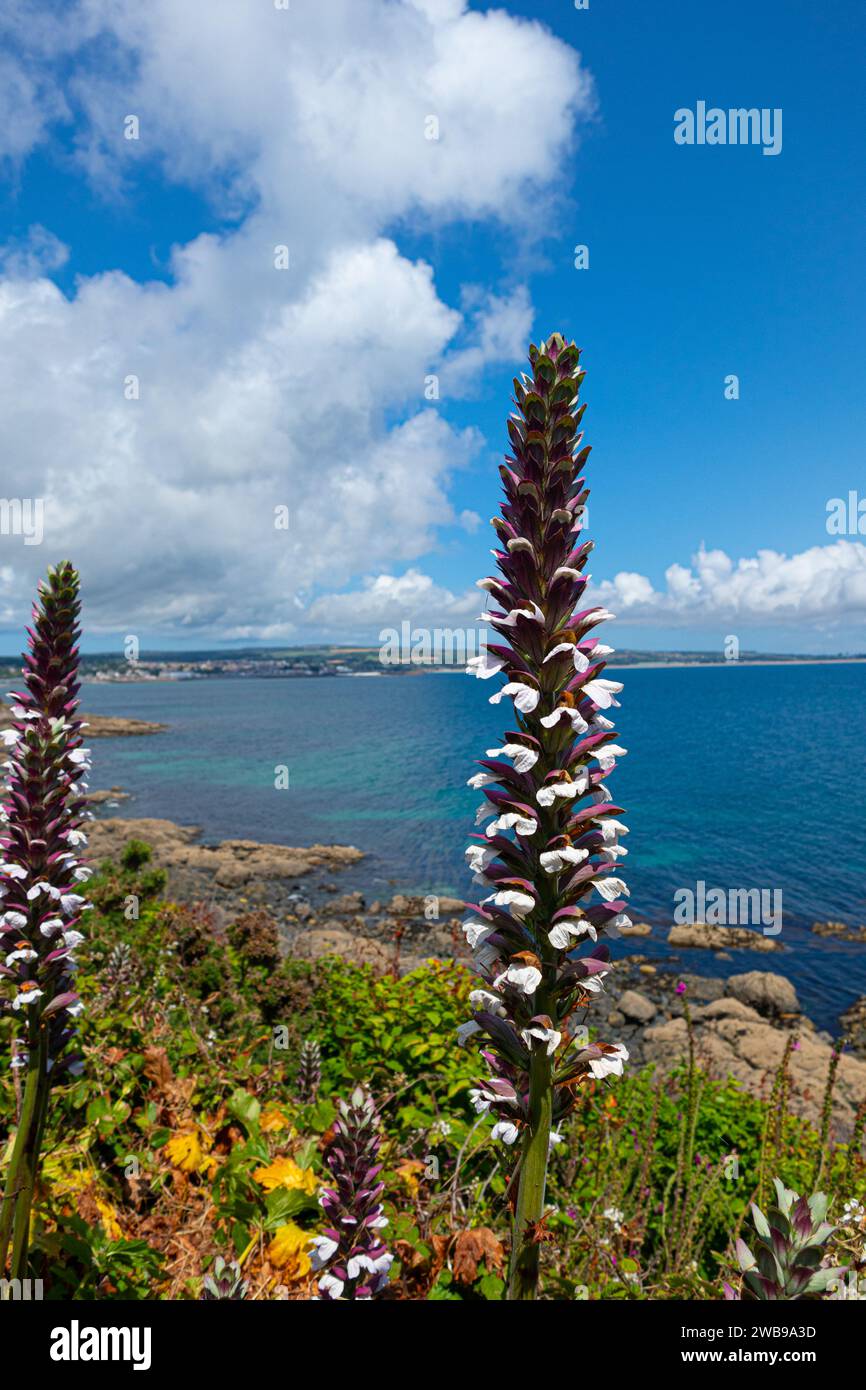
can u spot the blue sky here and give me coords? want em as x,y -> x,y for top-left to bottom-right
0,0 -> 864,653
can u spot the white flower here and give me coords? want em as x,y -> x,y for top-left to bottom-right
539,705 -> 589,734
486,811 -> 537,838
60,893 -> 90,915
62,930 -> 86,950
537,778 -> 580,808
68,748 -> 92,764
457,1020 -> 482,1046
466,652 -> 506,680
27,881 -> 54,899
578,971 -> 608,994
461,917 -> 493,950
539,846 -> 588,873
73,866 -> 94,882
469,1088 -> 492,1114
491,1120 -> 519,1145
12,985 -> 43,1010
0,729 -> 21,747
595,744 -> 627,772
521,1022 -> 562,1055
1,863 -> 28,881
550,566 -> 583,584
599,819 -> 629,843
489,681 -> 540,714
346,1251 -> 388,1280
588,1044 -> 629,1080
1,911 -> 28,930
309,1231 -> 338,1269
548,1130 -> 564,1153
488,601 -> 544,628
6,943 -> 38,965
66,829 -> 88,847
582,678 -> 624,710
548,918 -> 597,950
39,917 -> 65,936
593,877 -> 630,901
486,743 -> 539,774
494,962 -> 542,995
483,888 -> 535,917
318,1272 -> 345,1298
465,843 -> 496,877
474,799 -> 497,827
467,771 -> 497,790
469,988 -> 506,1016
506,537 -> 534,555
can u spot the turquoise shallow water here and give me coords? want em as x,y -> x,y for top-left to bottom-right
78,663 -> 866,1031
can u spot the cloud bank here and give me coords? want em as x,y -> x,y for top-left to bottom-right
0,0 -> 591,640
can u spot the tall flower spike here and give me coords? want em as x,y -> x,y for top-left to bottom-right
0,563 -> 91,1279
296,1037 -> 321,1105
311,1086 -> 393,1300
463,335 -> 630,1300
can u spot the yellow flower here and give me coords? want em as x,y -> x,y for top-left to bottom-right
165,1130 -> 205,1174
260,1106 -> 289,1134
268,1222 -> 312,1279
95,1196 -> 123,1241
392,1158 -> 426,1197
253,1155 -> 318,1195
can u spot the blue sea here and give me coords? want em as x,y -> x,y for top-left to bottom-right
79,663 -> 866,1031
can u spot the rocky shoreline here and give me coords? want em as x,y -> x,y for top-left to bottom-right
0,700 -> 165,737
87,812 -> 866,1137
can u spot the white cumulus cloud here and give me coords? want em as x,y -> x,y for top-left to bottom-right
0,0 -> 595,641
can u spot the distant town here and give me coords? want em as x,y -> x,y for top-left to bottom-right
0,645 -> 862,683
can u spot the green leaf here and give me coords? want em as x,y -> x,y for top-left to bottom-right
264,1187 -> 318,1229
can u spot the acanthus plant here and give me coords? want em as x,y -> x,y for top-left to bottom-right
296,1038 -> 321,1105
0,563 -> 92,1282
310,1086 -> 393,1300
462,334 -> 630,1301
726,1180 -> 847,1300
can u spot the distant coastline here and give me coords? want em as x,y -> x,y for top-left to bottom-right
0,646 -> 861,684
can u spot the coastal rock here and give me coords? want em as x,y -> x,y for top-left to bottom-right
725,971 -> 800,1018
87,818 -> 363,913
812,920 -> 866,943
617,921 -> 653,938
679,973 -> 725,1002
618,989 -> 657,1024
0,700 -> 165,737
289,928 -> 391,971
329,891 -> 366,914
87,787 -> 131,805
385,893 -> 465,919
667,923 -> 781,952
840,997 -> 866,1057
642,1001 -> 866,1135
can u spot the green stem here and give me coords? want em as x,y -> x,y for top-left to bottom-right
0,1021 -> 49,1282
508,1043 -> 553,1300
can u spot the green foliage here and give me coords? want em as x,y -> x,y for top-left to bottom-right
2,843 -> 864,1301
